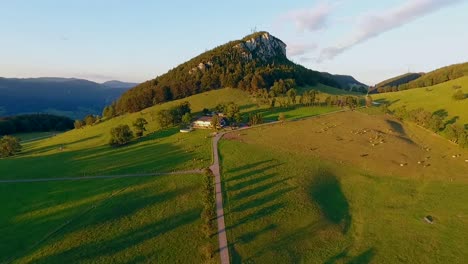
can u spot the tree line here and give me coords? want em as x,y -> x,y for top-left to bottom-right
376,62 -> 468,93
0,114 -> 74,136
390,106 -> 467,148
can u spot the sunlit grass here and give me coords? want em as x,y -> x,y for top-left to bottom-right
219,111 -> 468,263
373,76 -> 468,124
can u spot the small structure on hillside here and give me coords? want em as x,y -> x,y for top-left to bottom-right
192,115 -> 226,129
193,116 -> 212,128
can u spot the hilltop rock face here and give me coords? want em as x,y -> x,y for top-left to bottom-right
190,32 -> 287,74
235,32 -> 287,61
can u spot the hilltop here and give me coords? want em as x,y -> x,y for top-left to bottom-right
374,62 -> 468,92
321,72 -> 368,92
374,73 -> 423,91
115,32 -> 347,114
0,77 -> 136,119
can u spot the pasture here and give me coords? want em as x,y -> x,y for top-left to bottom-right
0,174 -> 217,263
373,77 -> 468,125
219,111 -> 468,263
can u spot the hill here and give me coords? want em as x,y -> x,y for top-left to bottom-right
0,77 -> 134,119
373,76 -> 468,125
102,80 -> 138,89
115,31 -> 343,114
374,73 -> 424,91
321,72 -> 368,92
375,62 -> 468,92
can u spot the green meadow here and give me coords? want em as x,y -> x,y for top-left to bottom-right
0,174 -> 216,263
0,85 -> 346,262
373,77 -> 468,124
219,111 -> 468,263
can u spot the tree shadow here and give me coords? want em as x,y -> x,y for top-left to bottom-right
445,116 -> 459,127
374,98 -> 400,106
310,169 -> 351,234
326,247 -> 376,264
37,208 -> 201,263
22,135 -> 101,155
229,202 -> 285,230
432,109 -> 448,119
385,119 -> 415,145
227,159 -> 274,174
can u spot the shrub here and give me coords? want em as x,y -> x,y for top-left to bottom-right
452,90 -> 466,100
109,125 -> 134,146
132,118 -> 148,137
0,135 -> 22,157
249,113 -> 263,126
278,113 -> 286,122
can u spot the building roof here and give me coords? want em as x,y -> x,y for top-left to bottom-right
195,116 -> 212,122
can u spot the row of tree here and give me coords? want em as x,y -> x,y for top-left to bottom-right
0,114 -> 74,136
376,63 -> 468,93
200,168 -> 216,260
74,114 -> 99,129
154,102 -> 192,129
392,106 -> 467,148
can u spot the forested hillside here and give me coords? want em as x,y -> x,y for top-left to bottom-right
375,62 -> 468,93
115,32 -> 342,114
0,114 -> 74,135
374,73 -> 423,92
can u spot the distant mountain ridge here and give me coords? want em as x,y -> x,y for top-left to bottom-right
321,72 -> 367,91
102,80 -> 138,89
0,77 -> 137,119
115,31 -> 349,114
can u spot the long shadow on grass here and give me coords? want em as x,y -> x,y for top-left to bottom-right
23,135 -> 101,155
310,169 -> 351,234
325,247 -> 376,264
37,209 -> 200,263
31,182 -> 199,262
226,159 -> 274,174
385,119 -> 415,145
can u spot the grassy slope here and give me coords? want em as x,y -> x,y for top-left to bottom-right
0,86 -> 347,262
373,77 -> 468,124
219,111 -> 468,263
0,87 -> 348,179
375,73 -> 423,88
1,174 -> 215,263
0,88 -> 255,179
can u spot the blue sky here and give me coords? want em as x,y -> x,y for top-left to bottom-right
1,0 -> 467,85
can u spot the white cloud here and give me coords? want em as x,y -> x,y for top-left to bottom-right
283,2 -> 334,32
317,0 -> 463,62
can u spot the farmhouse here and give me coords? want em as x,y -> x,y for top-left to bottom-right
192,116 -> 212,128
192,115 -> 227,129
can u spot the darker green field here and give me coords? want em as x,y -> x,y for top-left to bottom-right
0,174 -> 216,263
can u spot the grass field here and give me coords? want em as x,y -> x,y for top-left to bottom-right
0,86 -> 357,262
13,131 -> 59,142
0,174 -> 217,263
373,77 -> 468,125
0,128 -> 212,179
219,111 -> 468,263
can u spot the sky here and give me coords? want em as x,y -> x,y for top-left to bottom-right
1,0 -> 467,85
